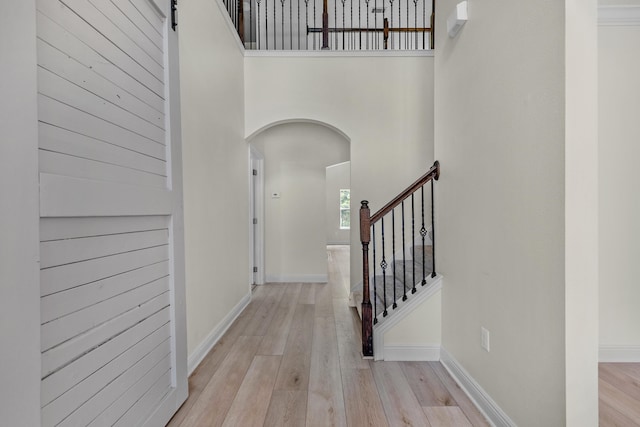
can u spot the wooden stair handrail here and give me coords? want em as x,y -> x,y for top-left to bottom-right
370,160 -> 440,224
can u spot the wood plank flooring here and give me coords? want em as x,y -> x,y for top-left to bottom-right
167,246 -> 489,427
599,363 -> 640,426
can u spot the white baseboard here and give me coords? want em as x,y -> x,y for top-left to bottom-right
187,292 -> 251,375
265,274 -> 328,283
383,345 -> 440,361
599,345 -> 640,362
440,348 -> 516,427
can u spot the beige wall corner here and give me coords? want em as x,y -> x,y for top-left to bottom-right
179,0 -> 250,357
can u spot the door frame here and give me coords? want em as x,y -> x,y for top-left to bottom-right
249,145 -> 265,285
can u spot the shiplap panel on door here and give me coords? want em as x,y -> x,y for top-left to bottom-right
37,0 -> 185,426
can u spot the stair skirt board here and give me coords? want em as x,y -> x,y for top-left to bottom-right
599,345 -> 640,362
187,292 -> 251,375
373,275 -> 442,361
440,348 -> 517,427
265,274 -> 328,283
382,345 -> 441,361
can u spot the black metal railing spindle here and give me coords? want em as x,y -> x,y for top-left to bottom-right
413,0 -> 418,49
431,178 -> 436,277
281,0 -> 286,49
411,193 -> 416,293
372,223 -> 378,324
380,218 -> 388,316
305,0 -> 309,49
374,0 -> 377,49
334,0 -> 338,48
257,0 -> 262,48
401,201 -> 407,301
391,209 -> 397,309
422,0 -> 427,49
420,185 -> 426,285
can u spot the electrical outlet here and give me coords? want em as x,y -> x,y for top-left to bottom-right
481,327 -> 490,352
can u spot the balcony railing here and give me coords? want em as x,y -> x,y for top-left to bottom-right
223,0 -> 434,50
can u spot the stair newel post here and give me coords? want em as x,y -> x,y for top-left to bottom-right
360,200 -> 373,357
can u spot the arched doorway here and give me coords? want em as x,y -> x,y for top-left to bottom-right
248,120 -> 351,284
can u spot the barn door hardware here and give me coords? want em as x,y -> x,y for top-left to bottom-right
171,0 -> 178,31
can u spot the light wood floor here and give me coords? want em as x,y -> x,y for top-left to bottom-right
599,363 -> 640,426
167,245 -> 488,427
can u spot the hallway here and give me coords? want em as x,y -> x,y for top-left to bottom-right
167,246 -> 488,426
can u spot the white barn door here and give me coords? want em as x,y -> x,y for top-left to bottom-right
36,0 -> 187,425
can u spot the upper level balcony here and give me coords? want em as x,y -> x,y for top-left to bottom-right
222,0 -> 434,51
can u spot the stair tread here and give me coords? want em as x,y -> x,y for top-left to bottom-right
373,245 -> 433,317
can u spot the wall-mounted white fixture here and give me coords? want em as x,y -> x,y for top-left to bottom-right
447,1 -> 468,38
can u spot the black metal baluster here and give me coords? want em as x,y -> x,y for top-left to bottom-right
392,209 -> 397,309
411,193 -> 416,293
365,0 -> 370,49
249,0 -> 252,48
298,0 -> 301,49
314,0 -> 317,49
305,0 -> 309,49
402,200 -> 407,301
358,0 -> 361,49
398,0 -> 401,49
334,0 -> 337,48
257,0 -> 262,49
421,185 -> 427,285
374,0 -> 377,49
406,0 -> 409,49
414,0 -> 418,49
381,217 -> 388,316
341,0 -> 345,49
274,0 -> 277,49
431,178 -> 436,277
382,0 -> 387,49
350,0 -> 354,49
281,0 -> 285,49
422,0 -> 427,49
372,223 -> 378,324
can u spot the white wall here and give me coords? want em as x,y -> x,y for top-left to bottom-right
599,18 -> 640,355
326,161 -> 351,245
434,0 -> 598,425
0,2 -> 41,424
383,290 -> 441,348
565,2 -> 599,424
251,123 -> 349,281
245,54 -> 435,289
179,0 -> 250,357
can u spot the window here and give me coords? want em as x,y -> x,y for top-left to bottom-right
340,189 -> 350,229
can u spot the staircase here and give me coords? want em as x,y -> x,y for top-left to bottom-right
365,244 -> 432,314
358,161 -> 440,358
